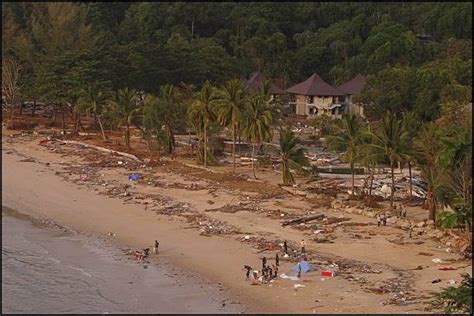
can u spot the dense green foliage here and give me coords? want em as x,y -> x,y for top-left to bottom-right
3,2 -> 471,122
433,273 -> 472,314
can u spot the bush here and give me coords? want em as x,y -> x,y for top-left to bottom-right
432,273 -> 472,314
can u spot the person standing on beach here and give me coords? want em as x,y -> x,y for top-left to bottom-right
272,264 -> 278,278
300,239 -> 306,254
376,214 -> 381,227
244,265 -> 252,280
262,256 -> 267,270
275,253 -> 280,266
154,240 -> 159,254
283,240 -> 288,255
297,262 -> 302,278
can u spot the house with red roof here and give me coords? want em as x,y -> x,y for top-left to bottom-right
337,74 -> 366,118
286,73 -> 346,119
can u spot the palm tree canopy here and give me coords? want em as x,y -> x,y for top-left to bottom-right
327,113 -> 363,164
279,128 -> 309,168
77,83 -> 109,115
216,79 -> 246,127
370,111 -> 407,163
190,81 -> 219,129
108,87 -> 141,125
241,94 -> 274,144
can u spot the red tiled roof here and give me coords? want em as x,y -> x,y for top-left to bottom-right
286,73 -> 345,96
246,71 -> 287,95
337,74 -> 366,95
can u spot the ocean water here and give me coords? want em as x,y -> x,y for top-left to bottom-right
2,208 -> 244,314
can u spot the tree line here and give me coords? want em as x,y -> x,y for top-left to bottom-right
2,2 -> 472,122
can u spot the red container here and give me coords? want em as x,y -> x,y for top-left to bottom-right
321,271 -> 334,277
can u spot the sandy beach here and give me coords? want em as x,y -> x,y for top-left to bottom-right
2,130 -> 471,313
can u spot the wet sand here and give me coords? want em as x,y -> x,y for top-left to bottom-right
2,206 -> 245,314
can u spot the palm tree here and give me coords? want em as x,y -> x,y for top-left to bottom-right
241,93 -> 274,179
189,81 -> 219,168
357,134 -> 383,204
414,123 -> 445,221
216,79 -> 246,172
327,113 -> 363,196
401,111 -> 420,200
278,128 -> 309,185
158,84 -> 185,155
369,111 -> 406,208
108,87 -> 141,151
77,83 -> 109,141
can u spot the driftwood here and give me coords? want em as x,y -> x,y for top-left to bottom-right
281,214 -> 325,226
58,140 -> 142,162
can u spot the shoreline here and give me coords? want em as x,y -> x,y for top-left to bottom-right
2,131 -> 470,314
2,206 -> 245,314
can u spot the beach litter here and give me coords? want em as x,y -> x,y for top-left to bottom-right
431,279 -> 441,284
293,284 -> 306,290
438,267 -> 457,271
447,279 -> 456,285
321,271 -> 335,277
431,258 -> 443,264
280,273 -> 299,281
128,173 -> 141,181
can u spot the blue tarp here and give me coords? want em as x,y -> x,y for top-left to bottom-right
128,173 -> 141,181
291,260 -> 313,273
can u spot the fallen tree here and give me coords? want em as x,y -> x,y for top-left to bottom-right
58,139 -> 142,162
281,213 -> 325,226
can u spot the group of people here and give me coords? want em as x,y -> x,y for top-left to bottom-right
397,204 -> 408,218
244,252 -> 281,284
132,240 -> 160,263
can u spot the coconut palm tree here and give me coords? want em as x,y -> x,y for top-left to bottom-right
357,132 -> 384,204
278,128 -> 309,185
216,79 -> 246,172
108,87 -> 141,151
369,111 -> 406,208
77,83 -> 109,141
241,93 -> 274,179
327,113 -> 363,196
189,81 -> 219,168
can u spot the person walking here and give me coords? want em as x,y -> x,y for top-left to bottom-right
376,214 -> 381,227
283,240 -> 288,255
297,262 -> 302,278
275,253 -> 280,267
300,239 -> 306,255
262,256 -> 267,270
244,265 -> 252,280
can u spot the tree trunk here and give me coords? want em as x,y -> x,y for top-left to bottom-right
408,161 -> 412,200
390,159 -> 395,208
350,162 -> 355,196
61,108 -> 66,129
368,162 -> 375,204
73,112 -> 79,135
97,116 -> 107,141
427,188 -> 436,222
32,101 -> 36,117
204,126 -> 208,168
125,122 -> 130,150
251,143 -> 257,180
19,101 -> 23,116
232,122 -> 236,173
10,96 -> 15,121
238,124 -> 242,158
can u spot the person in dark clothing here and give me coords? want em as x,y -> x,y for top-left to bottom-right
297,262 -> 302,278
267,266 -> 273,280
275,253 -> 280,266
283,240 -> 288,255
143,248 -> 150,258
272,264 -> 278,278
262,256 -> 267,270
244,265 -> 252,280
153,240 -> 159,254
